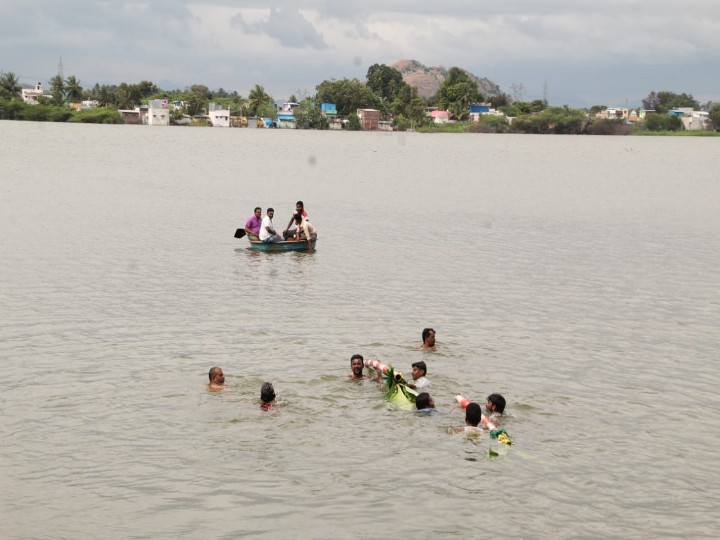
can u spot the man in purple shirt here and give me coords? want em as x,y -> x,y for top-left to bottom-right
244,207 -> 262,237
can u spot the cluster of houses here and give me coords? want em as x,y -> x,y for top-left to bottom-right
595,106 -> 711,131
116,99 -> 390,130
19,82 -> 712,131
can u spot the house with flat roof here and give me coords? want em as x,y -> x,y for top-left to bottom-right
21,82 -> 47,105
208,102 -> 230,127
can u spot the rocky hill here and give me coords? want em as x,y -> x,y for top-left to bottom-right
391,59 -> 501,100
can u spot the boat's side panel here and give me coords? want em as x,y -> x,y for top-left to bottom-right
247,239 -> 317,251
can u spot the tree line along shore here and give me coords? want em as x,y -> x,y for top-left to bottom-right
2,64 -> 719,135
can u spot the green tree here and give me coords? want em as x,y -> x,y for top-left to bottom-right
183,94 -> 206,116
189,84 -> 211,99
511,106 -> 585,134
247,84 -> 273,116
65,75 -> 83,102
69,108 -> 123,124
347,113 -> 361,130
708,104 -> 720,131
642,113 -> 683,132
256,101 -> 277,119
294,98 -> 330,129
436,67 -> 483,119
97,85 -> 114,107
488,92 -> 511,109
0,71 -> 21,99
136,80 -> 159,99
366,64 -> 405,102
471,114 -> 510,133
49,74 -> 66,106
390,83 -> 426,128
315,78 -> 378,116
642,90 -> 699,114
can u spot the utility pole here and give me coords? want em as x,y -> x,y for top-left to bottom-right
510,82 -> 524,102
542,81 -> 548,106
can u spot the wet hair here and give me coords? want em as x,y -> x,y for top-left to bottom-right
267,207 -> 274,213
294,213 -> 302,223
254,206 -> 261,212
296,200 -> 304,209
261,382 -> 276,403
411,361 -> 427,376
487,393 -> 506,413
422,328 -> 435,342
350,354 -> 364,364
208,366 -> 222,382
466,402 -> 482,426
416,392 -> 432,410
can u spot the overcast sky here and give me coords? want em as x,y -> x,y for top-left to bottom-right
2,1 -> 718,107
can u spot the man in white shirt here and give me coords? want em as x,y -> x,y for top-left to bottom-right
408,361 -> 431,390
259,208 -> 284,243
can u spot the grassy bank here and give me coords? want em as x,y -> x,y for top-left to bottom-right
632,129 -> 720,137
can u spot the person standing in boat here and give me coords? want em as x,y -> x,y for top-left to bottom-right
291,213 -> 317,251
283,200 -> 310,239
259,208 -> 284,243
244,207 -> 262,237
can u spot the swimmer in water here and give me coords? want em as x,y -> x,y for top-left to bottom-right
208,367 -> 226,391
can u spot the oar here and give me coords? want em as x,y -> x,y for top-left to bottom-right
234,229 -> 246,239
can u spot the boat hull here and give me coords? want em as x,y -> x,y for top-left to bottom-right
247,237 -> 317,252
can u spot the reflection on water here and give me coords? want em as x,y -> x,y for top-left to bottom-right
1,122 -> 719,539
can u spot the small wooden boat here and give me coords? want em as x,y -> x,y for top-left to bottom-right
234,229 -> 316,251
248,236 -> 316,252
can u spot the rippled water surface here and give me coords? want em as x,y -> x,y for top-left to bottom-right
1,122 -> 719,539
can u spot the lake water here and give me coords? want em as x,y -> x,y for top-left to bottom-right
1,121 -> 719,539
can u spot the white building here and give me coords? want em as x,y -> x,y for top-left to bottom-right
21,82 -> 46,105
208,102 -> 230,127
687,111 -> 710,131
146,99 -> 170,126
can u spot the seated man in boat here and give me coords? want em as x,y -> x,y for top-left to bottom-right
244,206 -> 262,238
258,208 -> 284,243
208,366 -> 226,391
283,200 -> 311,239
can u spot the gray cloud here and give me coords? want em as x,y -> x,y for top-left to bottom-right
231,7 -> 327,49
1,0 -> 718,106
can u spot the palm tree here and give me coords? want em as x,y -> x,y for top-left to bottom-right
248,84 -> 272,116
49,74 -> 66,106
65,75 -> 83,102
0,71 -> 22,99
97,86 -> 113,107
